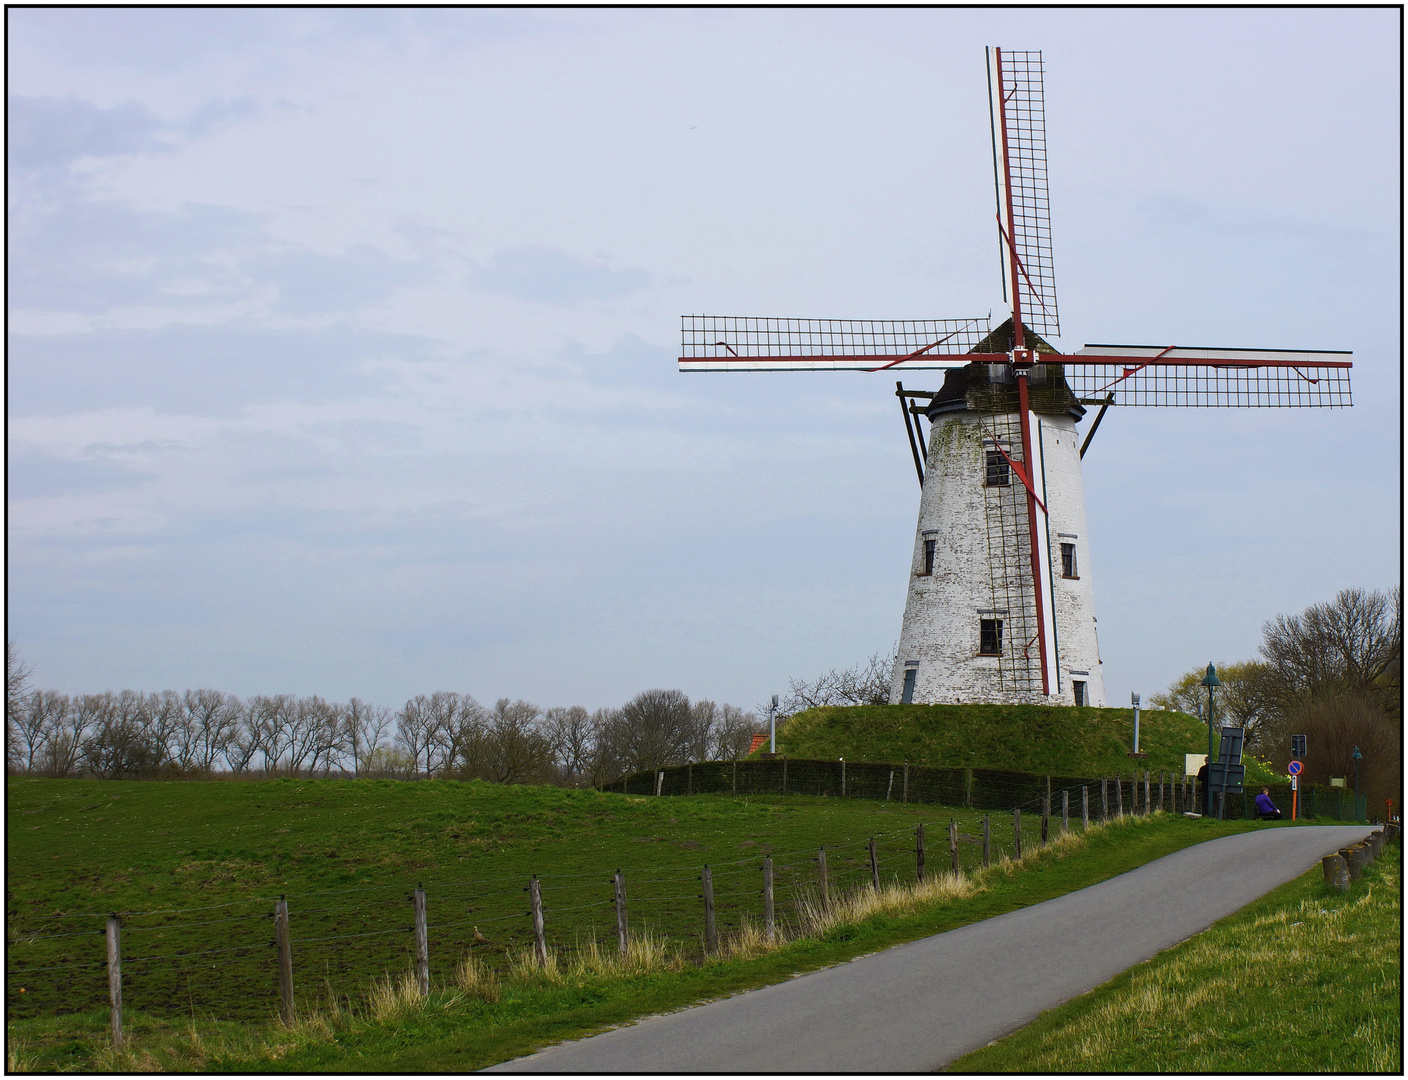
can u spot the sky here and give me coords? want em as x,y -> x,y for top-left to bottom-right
7,7 -> 1401,715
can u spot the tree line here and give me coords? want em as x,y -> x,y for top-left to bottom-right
1150,587 -> 1401,809
3,660 -> 761,787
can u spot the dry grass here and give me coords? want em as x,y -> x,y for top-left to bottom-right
454,951 -> 502,1001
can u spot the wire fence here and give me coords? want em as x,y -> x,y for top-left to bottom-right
6,767 -> 1360,1032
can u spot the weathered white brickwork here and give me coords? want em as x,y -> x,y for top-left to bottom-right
890,362 -> 1106,706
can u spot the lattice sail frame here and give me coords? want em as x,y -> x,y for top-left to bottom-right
1065,346 -> 1353,407
990,48 -> 1059,340
680,315 -> 993,371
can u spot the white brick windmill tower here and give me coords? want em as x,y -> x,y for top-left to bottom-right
679,47 -> 1353,707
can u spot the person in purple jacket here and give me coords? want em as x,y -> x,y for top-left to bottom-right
1255,788 -> 1282,820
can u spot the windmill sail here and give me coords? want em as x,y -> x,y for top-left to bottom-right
1066,345 -> 1353,407
990,48 -> 1059,341
679,315 -> 992,371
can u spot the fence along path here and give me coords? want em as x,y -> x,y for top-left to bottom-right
5,767 -> 1351,1034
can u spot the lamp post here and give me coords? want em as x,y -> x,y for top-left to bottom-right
768,694 -> 779,754
1352,744 -> 1362,817
1201,663 -> 1221,816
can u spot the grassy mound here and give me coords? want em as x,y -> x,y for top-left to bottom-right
772,704 -> 1280,783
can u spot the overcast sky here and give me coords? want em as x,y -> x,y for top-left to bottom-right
8,7 -> 1400,715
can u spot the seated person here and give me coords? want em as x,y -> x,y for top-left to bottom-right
1255,787 -> 1283,820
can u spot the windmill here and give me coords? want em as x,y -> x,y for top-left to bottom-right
678,47 -> 1353,708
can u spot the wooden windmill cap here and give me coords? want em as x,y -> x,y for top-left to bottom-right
927,318 -> 1085,420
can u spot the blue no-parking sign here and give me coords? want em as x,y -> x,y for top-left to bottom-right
1287,760 -> 1303,776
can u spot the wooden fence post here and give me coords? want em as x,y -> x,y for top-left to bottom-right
948,819 -> 959,873
1116,777 -> 1124,819
982,815 -> 991,867
1081,786 -> 1089,829
762,857 -> 775,943
274,896 -> 293,1023
1159,772 -> 1165,812
886,770 -> 895,801
903,762 -> 909,803
732,759 -> 737,797
1061,789 -> 1069,833
915,824 -> 926,883
529,875 -> 546,967
614,870 -> 628,956
782,756 -> 787,795
106,915 -> 122,1049
655,770 -> 664,796
1040,797 -> 1050,843
413,884 -> 429,996
840,760 -> 846,799
868,837 -> 880,891
965,768 -> 975,808
702,865 -> 717,955
817,846 -> 830,911
1101,778 -> 1109,821
1144,772 -> 1151,815
1013,809 -> 1022,859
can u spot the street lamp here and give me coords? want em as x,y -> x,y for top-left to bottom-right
1201,663 -> 1221,816
1352,744 -> 1362,815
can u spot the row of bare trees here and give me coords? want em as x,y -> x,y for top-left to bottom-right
4,654 -> 763,787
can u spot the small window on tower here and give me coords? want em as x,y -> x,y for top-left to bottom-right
1061,542 -> 1078,579
979,618 -> 1003,656
985,450 -> 1010,487
923,538 -> 937,576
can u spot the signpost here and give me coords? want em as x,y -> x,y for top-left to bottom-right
1288,759 -> 1303,821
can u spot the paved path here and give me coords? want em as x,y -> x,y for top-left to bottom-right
489,825 -> 1373,1073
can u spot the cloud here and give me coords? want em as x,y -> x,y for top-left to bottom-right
469,245 -> 653,305
7,95 -> 163,167
7,452 -> 158,500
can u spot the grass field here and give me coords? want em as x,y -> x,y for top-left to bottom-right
7,777 -> 1279,1071
951,840 -> 1401,1073
772,703 -> 1282,783
6,777 -> 1038,1025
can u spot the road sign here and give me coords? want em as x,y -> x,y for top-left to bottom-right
1291,776 -> 1298,791
1208,762 -> 1245,792
1287,760 -> 1303,776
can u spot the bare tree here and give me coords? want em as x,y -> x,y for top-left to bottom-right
249,694 -> 297,776
1150,661 -> 1270,746
596,689 -> 695,775
340,698 -> 393,777
396,695 -> 436,778
82,690 -> 163,779
12,689 -> 63,774
46,694 -> 93,778
713,703 -> 760,761
1259,587 -> 1401,714
458,698 -> 553,784
223,698 -> 260,774
781,652 -> 894,716
183,689 -> 239,775
543,705 -> 594,786
7,641 -> 34,765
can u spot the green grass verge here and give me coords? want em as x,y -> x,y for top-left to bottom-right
772,703 -> 1282,783
951,841 -> 1402,1073
6,781 -> 1281,1073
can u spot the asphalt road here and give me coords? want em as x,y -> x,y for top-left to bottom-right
488,824 -> 1374,1073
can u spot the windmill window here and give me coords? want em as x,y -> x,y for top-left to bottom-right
979,618 -> 1003,656
922,538 -> 937,575
1072,680 -> 1087,707
985,450 -> 1010,487
1061,543 -> 1078,579
901,667 -> 917,704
